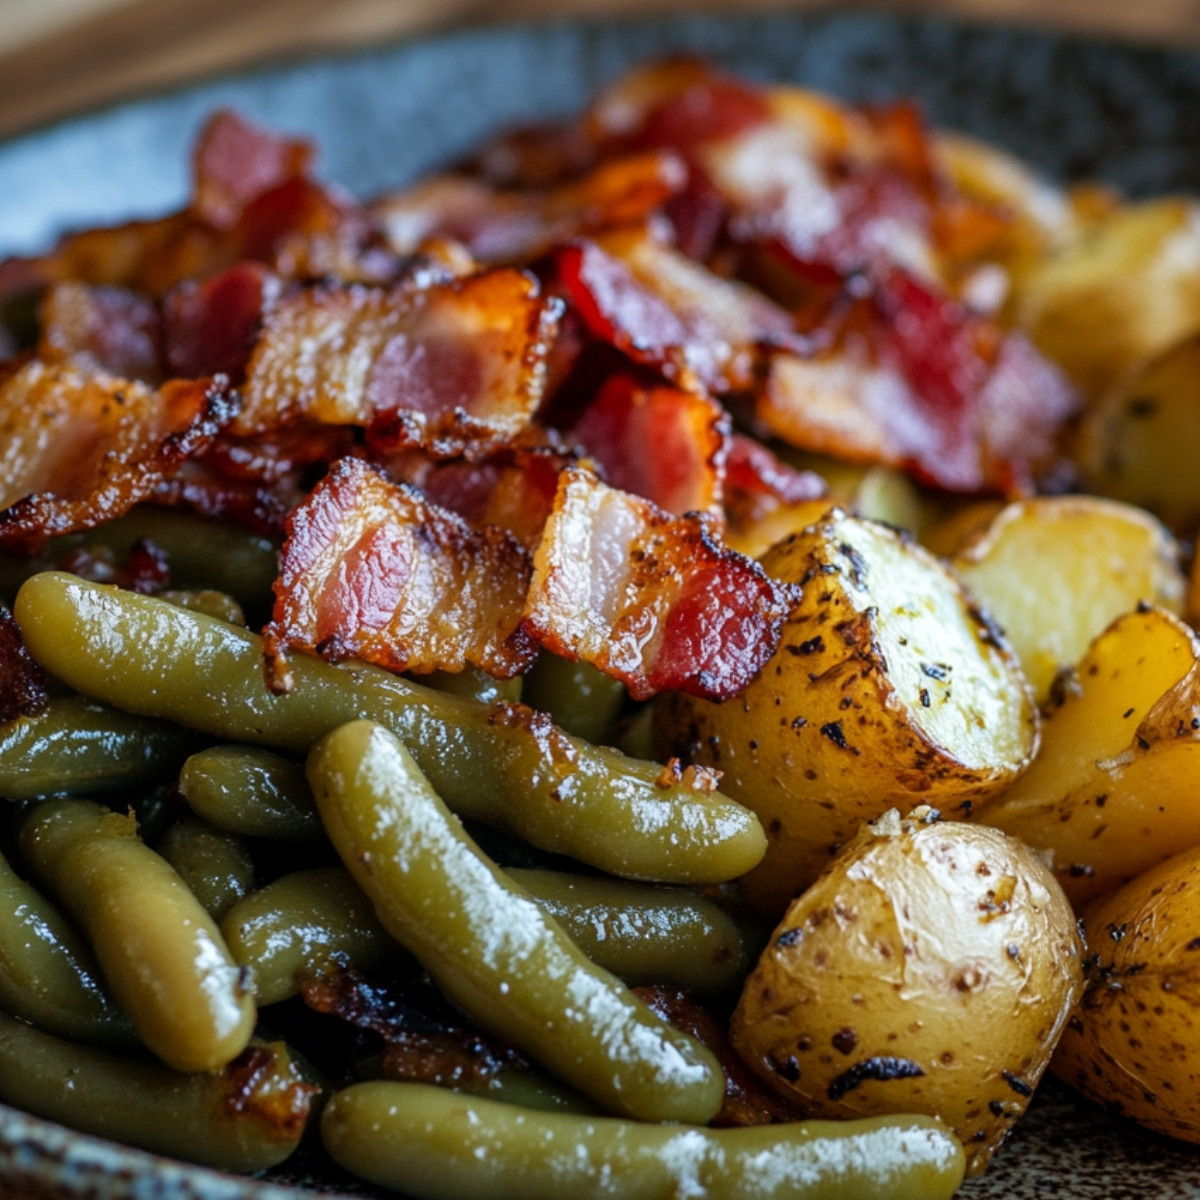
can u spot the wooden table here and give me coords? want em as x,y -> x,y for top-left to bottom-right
1,0 -> 1198,140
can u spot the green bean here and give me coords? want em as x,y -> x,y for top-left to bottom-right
19,797 -> 255,1072
308,720 -> 724,1125
0,506 -> 279,612
0,693 -> 204,799
507,868 -> 752,998
0,848 -> 134,1046
159,588 -> 246,626
421,666 -> 522,705
15,573 -> 765,884
522,654 -> 626,744
179,745 -> 322,841
0,1009 -> 312,1173
221,866 -> 412,1006
156,815 -> 256,921
464,1067 -> 597,1115
321,1082 -> 967,1200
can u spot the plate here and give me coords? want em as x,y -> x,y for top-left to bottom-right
2,10 -> 1200,1199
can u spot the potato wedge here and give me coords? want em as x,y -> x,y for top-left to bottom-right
1054,846 -> 1200,1143
950,496 -> 1184,704
981,606 -> 1200,907
1075,334 -> 1200,532
656,509 -> 1037,913
731,809 -> 1083,1176
1014,197 -> 1200,398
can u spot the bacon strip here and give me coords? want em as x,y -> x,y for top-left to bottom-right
237,269 -> 560,456
266,457 -> 536,679
568,374 -> 728,517
0,361 -> 238,548
37,282 -> 162,382
524,466 -> 796,700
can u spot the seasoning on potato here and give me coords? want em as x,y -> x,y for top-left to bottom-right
730,808 -> 1084,1176
1053,845 -> 1200,1144
656,509 -> 1038,913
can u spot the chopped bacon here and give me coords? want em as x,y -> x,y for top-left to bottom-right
237,268 -> 560,457
759,267 -> 1077,493
568,374 -> 728,517
723,432 -> 827,530
162,262 -> 283,382
37,282 -> 162,382
555,232 -> 793,393
371,152 -> 683,264
266,457 -> 536,679
0,362 -> 238,549
191,110 -> 314,231
0,608 -> 49,723
524,466 -> 796,700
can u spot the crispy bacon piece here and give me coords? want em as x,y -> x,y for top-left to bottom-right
723,433 -> 827,530
0,361 -> 238,549
371,151 -> 684,264
0,608 -> 49,723
524,466 -> 797,700
555,232 -> 794,394
237,269 -> 560,457
267,456 -> 536,679
191,110 -> 314,231
568,374 -> 728,517
37,282 -> 162,381
759,268 -> 1078,493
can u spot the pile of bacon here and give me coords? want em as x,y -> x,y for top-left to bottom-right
0,59 -> 1078,703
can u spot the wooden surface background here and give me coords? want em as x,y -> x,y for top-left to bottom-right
1,0 -> 1198,139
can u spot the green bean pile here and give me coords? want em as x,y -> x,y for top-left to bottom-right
0,559 -> 966,1198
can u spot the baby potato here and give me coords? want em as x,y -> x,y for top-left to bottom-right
730,810 -> 1084,1177
1075,334 -> 1200,533
1014,196 -> 1200,398
656,509 -> 1037,913
982,606 -> 1200,907
949,496 -> 1185,703
1054,846 -> 1200,1143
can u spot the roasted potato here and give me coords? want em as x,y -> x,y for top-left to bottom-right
981,605 -> 1200,907
949,496 -> 1185,704
1075,334 -> 1200,533
1014,197 -> 1200,398
730,809 -> 1084,1176
656,509 -> 1037,913
1054,845 -> 1200,1143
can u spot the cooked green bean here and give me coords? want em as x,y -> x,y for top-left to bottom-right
221,866 -> 412,1005
508,868 -> 752,997
421,666 -> 522,705
464,1067 -> 597,1115
179,744 -> 322,841
19,797 -> 255,1072
308,721 -> 724,1125
0,848 -> 134,1046
0,693 -> 204,799
322,1082 -> 967,1200
156,815 -> 256,920
15,573 -> 765,884
159,588 -> 246,626
0,506 -> 279,612
521,656 -> 626,744
0,1009 -> 312,1172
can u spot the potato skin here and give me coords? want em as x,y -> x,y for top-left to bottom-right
730,811 -> 1084,1176
656,511 -> 1037,913
1053,847 -> 1200,1143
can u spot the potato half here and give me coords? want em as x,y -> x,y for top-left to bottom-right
731,810 -> 1084,1176
1054,846 -> 1200,1143
982,606 -> 1200,907
949,496 -> 1185,704
656,510 -> 1037,913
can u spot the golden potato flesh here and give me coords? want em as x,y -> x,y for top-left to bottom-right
1054,846 -> 1200,1143
1075,334 -> 1200,533
982,606 -> 1200,907
950,496 -> 1184,704
731,810 -> 1084,1177
1015,197 -> 1200,398
656,510 -> 1037,914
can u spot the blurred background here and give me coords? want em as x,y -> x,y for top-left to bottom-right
1,0 -> 1198,139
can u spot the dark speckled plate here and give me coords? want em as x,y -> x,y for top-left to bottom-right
2,10 -> 1200,1198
